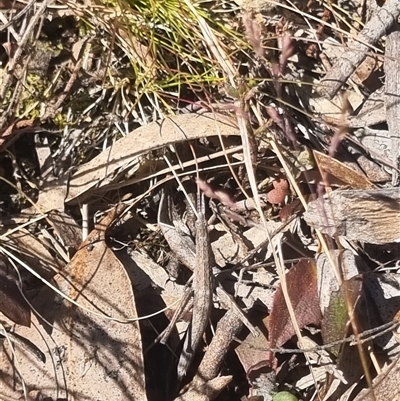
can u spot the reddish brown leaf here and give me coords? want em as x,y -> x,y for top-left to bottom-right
268,259 -> 321,353
235,330 -> 273,378
267,178 -> 289,204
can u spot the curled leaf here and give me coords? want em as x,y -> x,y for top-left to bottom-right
267,178 -> 289,204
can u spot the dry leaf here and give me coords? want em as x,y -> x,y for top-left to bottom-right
268,259 -> 321,357
313,150 -> 374,189
316,250 -> 360,313
235,330 -> 273,377
0,207 -> 147,400
267,178 -> 289,204
65,112 -> 239,205
321,278 -> 362,356
3,228 -> 64,279
34,113 -> 239,212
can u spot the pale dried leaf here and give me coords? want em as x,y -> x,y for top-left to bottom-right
66,112 -> 239,205
0,208 -> 147,400
33,113 -> 239,212
4,228 -> 64,278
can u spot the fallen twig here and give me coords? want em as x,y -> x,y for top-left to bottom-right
318,0 -> 400,99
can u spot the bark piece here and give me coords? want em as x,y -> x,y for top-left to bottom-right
304,188 -> 400,244
385,29 -> 400,181
176,309 -> 242,400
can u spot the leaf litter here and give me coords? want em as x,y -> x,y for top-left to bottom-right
0,0 -> 400,400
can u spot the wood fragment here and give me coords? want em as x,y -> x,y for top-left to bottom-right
385,29 -> 400,184
193,308 -> 243,385
174,376 -> 232,401
174,310 -> 243,400
317,0 -> 400,99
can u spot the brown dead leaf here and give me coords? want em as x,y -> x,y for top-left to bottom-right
313,150 -> 375,189
0,206 -> 147,400
235,329 -> 276,384
65,112 -> 239,205
268,259 -> 321,356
